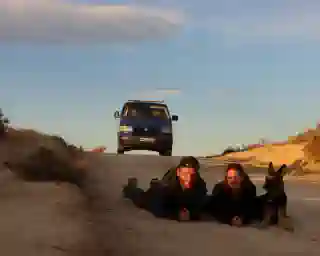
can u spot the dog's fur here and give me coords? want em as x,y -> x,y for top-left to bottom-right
255,162 -> 294,232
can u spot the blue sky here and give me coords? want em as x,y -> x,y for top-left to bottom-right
1,0 -> 320,156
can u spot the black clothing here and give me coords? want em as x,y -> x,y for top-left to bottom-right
207,180 -> 257,225
123,168 -> 207,221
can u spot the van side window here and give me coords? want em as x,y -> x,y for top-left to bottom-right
129,108 -> 137,117
122,105 -> 137,117
121,105 -> 128,117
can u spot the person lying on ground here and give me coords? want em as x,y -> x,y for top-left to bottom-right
206,163 -> 256,227
163,156 -> 208,221
122,156 -> 208,221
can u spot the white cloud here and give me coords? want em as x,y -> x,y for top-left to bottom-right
0,0 -> 184,43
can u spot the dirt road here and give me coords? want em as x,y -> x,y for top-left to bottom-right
83,154 -> 320,255
1,154 -> 320,255
0,169 -> 90,256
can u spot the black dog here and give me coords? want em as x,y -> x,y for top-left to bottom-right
255,162 -> 294,232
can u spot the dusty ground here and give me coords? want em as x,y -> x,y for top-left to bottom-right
212,143 -> 320,176
0,167 -> 92,256
215,144 -> 306,166
214,126 -> 320,175
1,125 -> 320,256
80,154 -> 320,256
0,127 -> 99,256
1,151 -> 320,256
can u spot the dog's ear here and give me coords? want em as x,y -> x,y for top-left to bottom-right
277,164 -> 287,176
268,162 -> 276,175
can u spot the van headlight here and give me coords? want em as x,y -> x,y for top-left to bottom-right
120,125 -> 133,132
161,126 -> 172,134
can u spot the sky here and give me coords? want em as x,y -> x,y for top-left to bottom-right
1,0 -> 320,156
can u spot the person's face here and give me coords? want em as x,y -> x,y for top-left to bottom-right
177,166 -> 195,189
226,169 -> 242,189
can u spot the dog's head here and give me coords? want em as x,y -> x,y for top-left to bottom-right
263,162 -> 287,197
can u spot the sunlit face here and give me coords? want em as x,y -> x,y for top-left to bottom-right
177,166 -> 195,189
226,168 -> 242,188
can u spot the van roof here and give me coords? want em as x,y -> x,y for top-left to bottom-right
127,100 -> 165,104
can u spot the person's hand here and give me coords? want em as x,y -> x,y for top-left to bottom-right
231,216 -> 243,227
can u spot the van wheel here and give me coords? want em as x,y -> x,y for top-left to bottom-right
159,150 -> 172,156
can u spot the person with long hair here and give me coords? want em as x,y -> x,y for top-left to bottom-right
207,163 -> 256,226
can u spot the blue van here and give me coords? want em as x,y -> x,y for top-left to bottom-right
114,100 -> 178,156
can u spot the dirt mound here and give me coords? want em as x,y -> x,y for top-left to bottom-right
217,123 -> 320,171
0,177 -> 90,256
289,128 -> 319,144
216,144 -> 305,166
0,110 -> 96,255
287,125 -> 320,163
1,128 -> 88,187
303,135 -> 320,162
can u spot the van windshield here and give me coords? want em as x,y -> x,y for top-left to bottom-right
122,103 -> 170,120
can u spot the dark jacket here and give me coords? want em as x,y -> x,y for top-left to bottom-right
158,166 -> 207,219
209,180 -> 256,225
161,167 -> 177,186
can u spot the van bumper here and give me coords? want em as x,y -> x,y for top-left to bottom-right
118,134 -> 172,151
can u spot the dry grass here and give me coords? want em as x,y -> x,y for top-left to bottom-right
288,126 -> 320,163
213,124 -> 320,175
303,135 -> 320,163
1,128 -> 88,187
217,144 -> 306,166
289,129 -> 318,144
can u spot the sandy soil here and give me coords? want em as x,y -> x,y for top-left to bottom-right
215,144 -> 306,166
0,169 -> 91,256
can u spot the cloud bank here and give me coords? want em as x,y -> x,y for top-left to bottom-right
0,0 -> 184,43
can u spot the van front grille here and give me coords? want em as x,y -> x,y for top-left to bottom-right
133,127 -> 159,136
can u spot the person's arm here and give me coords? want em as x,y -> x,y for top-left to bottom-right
161,167 -> 174,182
246,179 -> 257,197
194,176 -> 207,196
236,183 -> 257,224
210,183 -> 234,224
161,167 -> 178,188
211,181 -> 226,196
